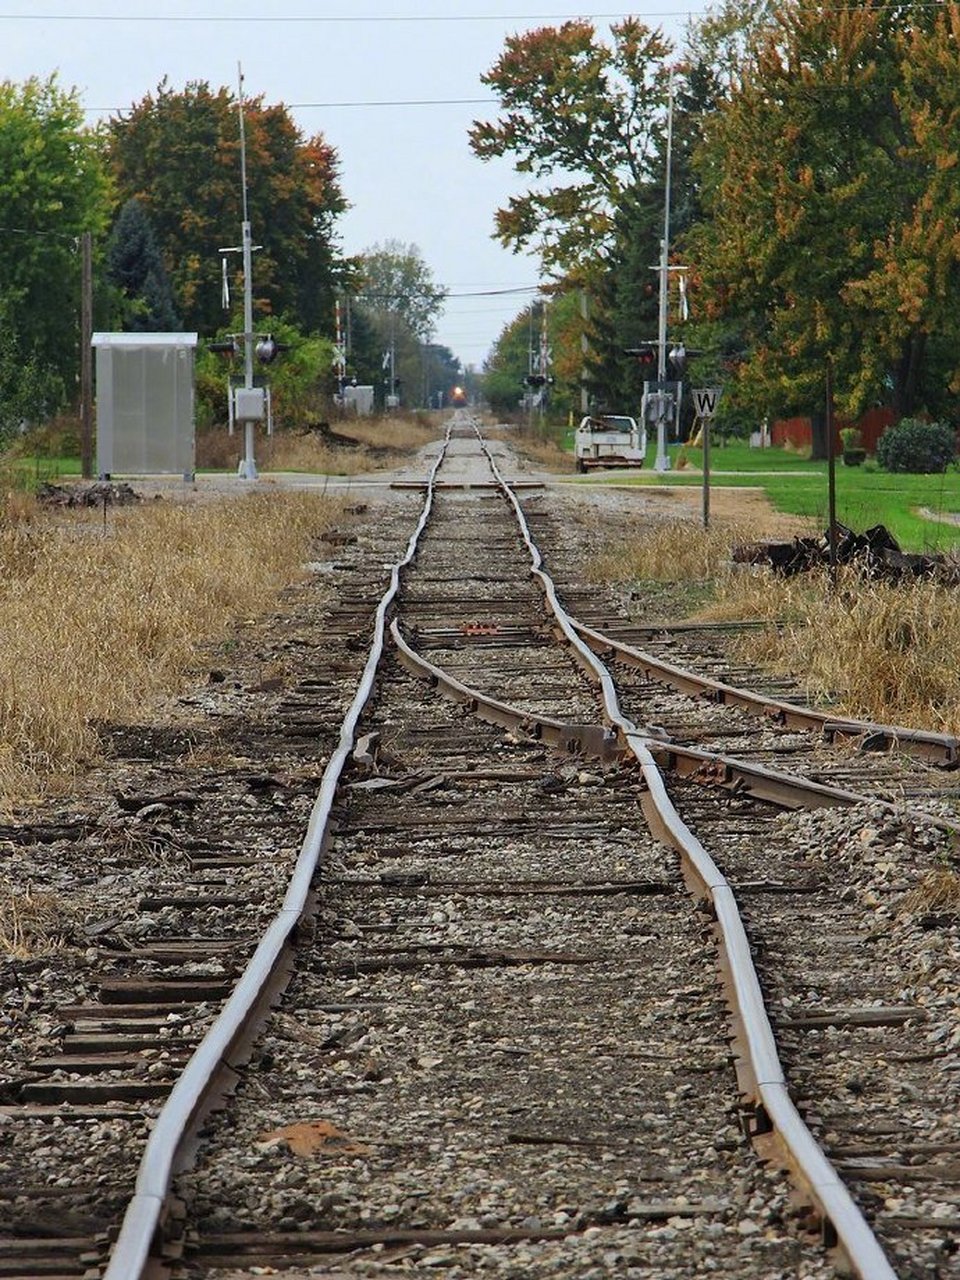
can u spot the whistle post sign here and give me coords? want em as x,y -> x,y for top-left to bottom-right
692,387 -> 722,418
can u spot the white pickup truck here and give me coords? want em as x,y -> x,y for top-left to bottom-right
574,414 -> 646,472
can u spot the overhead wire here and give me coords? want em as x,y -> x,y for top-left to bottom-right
85,98 -> 497,113
0,10 -> 648,22
0,3 -> 950,20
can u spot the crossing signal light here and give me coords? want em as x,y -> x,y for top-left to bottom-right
634,345 -> 656,369
208,339 -> 238,356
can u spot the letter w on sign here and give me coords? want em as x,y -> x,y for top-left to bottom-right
692,387 -> 722,418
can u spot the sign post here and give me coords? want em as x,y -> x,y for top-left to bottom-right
692,387 -> 722,529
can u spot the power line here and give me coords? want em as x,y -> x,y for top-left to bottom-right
355,286 -> 540,302
446,286 -> 541,298
0,3 -> 951,20
0,10 -> 644,22
85,97 -> 496,113
0,223 -> 79,241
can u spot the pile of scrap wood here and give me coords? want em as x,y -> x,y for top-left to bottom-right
734,523 -> 959,581
37,481 -> 141,508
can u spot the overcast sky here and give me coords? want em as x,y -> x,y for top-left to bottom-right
2,1 -> 697,368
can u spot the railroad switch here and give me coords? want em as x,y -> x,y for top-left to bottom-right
461,621 -> 501,636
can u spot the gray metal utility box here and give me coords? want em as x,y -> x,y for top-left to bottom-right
93,332 -> 198,479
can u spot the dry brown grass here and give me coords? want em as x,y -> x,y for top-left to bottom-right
488,425 -> 577,473
339,413 -> 439,452
261,433 -> 372,475
196,414 -> 438,475
0,491 -> 343,807
702,567 -> 960,732
587,518 -> 757,584
900,868 -> 960,920
0,884 -> 80,957
583,514 -> 960,734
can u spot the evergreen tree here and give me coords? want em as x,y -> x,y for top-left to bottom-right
106,198 -> 180,331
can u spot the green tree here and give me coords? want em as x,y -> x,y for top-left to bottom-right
107,80 -> 347,337
196,316 -> 335,431
483,294 -> 583,419
583,184 -> 662,413
689,1 -> 960,429
105,198 -> 180,331
470,19 -> 672,274
0,75 -> 109,393
482,308 -> 533,416
0,298 -> 63,443
355,240 -> 446,341
422,342 -> 463,408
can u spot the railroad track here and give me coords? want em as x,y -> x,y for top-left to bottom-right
2,416 -> 957,1278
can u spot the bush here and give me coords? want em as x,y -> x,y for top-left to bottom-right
876,418 -> 957,473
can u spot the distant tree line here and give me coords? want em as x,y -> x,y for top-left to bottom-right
0,75 -> 458,444
472,1 -> 960,447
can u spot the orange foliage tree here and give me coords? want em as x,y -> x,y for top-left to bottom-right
107,80 -> 347,336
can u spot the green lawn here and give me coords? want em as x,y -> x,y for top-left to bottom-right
569,440 -> 960,553
7,454 -> 82,483
13,438 -> 960,554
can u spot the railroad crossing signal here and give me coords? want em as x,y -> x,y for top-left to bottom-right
692,387 -> 722,418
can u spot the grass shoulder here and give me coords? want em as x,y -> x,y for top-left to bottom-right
566,441 -> 960,553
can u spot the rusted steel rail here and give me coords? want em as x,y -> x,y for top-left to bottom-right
392,620 -> 875,811
466,423 -> 898,1280
572,619 -> 959,766
390,620 -> 618,760
104,419 -> 907,1279
393,631 -> 896,1278
102,432 -> 454,1280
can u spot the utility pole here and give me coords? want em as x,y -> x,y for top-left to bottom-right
219,65 -> 266,480
826,359 -> 838,585
653,79 -> 675,474
237,65 -> 257,481
389,311 -> 397,409
580,288 -> 589,417
334,295 -> 346,409
80,230 -> 93,479
527,303 -> 536,431
538,301 -> 549,432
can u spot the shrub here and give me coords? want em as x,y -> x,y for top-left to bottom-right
839,426 -> 862,451
876,418 -> 957,473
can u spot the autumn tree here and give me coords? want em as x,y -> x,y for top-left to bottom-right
0,76 -> 110,399
689,1 -> 960,426
470,19 -> 672,276
471,20 -> 708,414
107,81 -> 347,336
482,306 -> 537,417
471,18 -> 670,277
